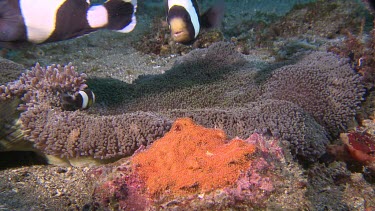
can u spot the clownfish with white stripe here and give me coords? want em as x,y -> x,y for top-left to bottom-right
61,89 -> 95,111
0,0 -> 137,48
165,0 -> 225,44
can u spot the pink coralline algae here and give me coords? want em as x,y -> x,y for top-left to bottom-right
89,119 -> 290,210
91,166 -> 149,210
224,132 -> 284,204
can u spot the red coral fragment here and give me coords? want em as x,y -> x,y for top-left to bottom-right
347,132 -> 375,154
340,132 -> 375,165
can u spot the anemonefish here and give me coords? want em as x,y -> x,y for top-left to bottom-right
0,0 -> 137,48
165,0 -> 225,44
61,89 -> 95,111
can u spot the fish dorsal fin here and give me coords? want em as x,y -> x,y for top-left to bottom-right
200,0 -> 225,29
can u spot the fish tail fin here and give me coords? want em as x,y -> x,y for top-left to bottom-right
200,0 -> 225,29
104,0 -> 137,33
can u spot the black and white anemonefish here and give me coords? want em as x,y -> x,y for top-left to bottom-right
165,0 -> 225,44
61,89 -> 95,111
0,0 -> 137,48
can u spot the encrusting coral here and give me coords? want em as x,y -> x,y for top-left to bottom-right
132,118 -> 256,196
90,118 -> 292,210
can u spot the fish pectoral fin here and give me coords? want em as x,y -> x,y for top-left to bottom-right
103,0 -> 137,33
